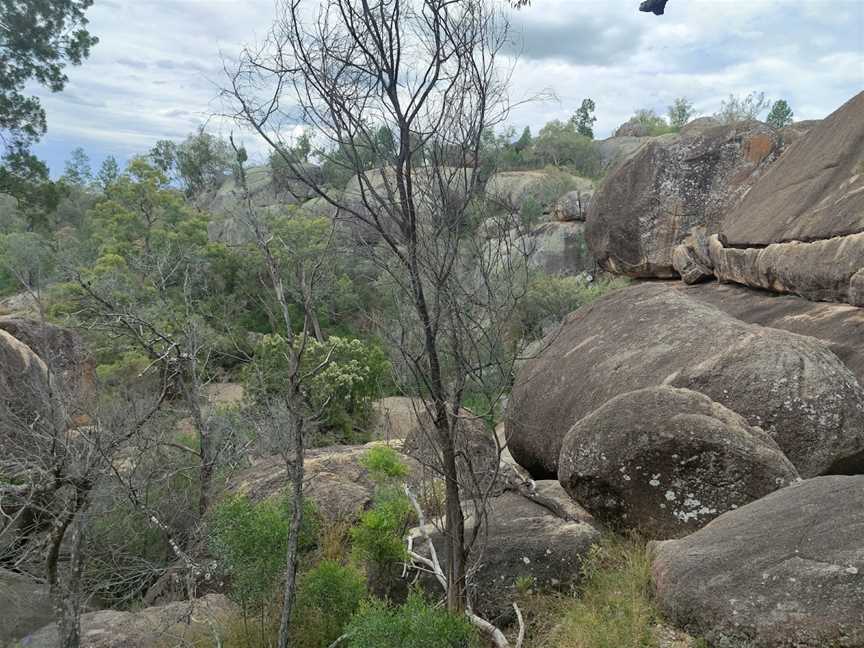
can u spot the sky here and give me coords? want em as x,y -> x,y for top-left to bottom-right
30,0 -> 864,176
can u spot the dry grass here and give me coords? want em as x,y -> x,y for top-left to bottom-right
521,535 -> 698,648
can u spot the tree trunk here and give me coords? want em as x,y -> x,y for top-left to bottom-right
438,414 -> 467,614
277,413 -> 305,648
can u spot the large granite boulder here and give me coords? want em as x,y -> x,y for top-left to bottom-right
515,221 -> 593,276
652,476 -> 864,648
0,568 -> 53,646
698,92 -> 864,305
0,328 -> 53,434
419,490 -> 600,621
0,318 -> 94,401
586,121 -> 781,278
506,283 -> 864,478
594,136 -> 650,172
485,171 -> 593,216
22,594 -> 239,648
675,281 -> 864,384
552,189 -> 594,222
558,387 -> 799,539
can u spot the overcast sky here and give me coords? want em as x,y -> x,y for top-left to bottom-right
31,0 -> 864,175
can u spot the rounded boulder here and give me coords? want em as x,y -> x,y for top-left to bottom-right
557,386 -> 799,539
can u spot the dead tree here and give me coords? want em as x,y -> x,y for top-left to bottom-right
225,0 -> 534,630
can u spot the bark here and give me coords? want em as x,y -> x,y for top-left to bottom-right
277,412 -> 305,648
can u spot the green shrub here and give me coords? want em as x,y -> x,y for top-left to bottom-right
293,561 -> 366,648
350,487 -> 412,565
516,274 -> 630,341
244,334 -> 390,442
360,446 -> 408,483
209,493 -> 319,615
345,592 -> 478,648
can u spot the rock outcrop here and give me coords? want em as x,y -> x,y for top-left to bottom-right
0,328 -> 53,434
558,387 -> 798,539
652,476 -> 864,648
674,92 -> 864,306
229,441 -> 421,522
675,281 -> 864,384
0,568 -> 53,647
22,594 -> 239,648
586,121 -> 781,278
0,317 -> 94,398
485,170 -> 593,216
515,221 -> 593,276
420,490 -> 600,620
552,189 -> 593,222
506,283 -> 864,479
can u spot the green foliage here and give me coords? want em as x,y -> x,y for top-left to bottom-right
534,121 -> 601,176
345,592 -> 478,648
350,486 -> 413,565
0,230 -> 55,294
0,0 -> 98,159
629,109 -> 676,136
360,446 -> 409,484
149,128 -> 234,197
97,156 -> 120,191
766,99 -> 794,129
542,537 -> 659,648
570,98 -> 597,139
61,147 -> 93,186
244,333 -> 390,441
293,561 -> 366,648
515,274 -> 630,341
667,97 -> 696,130
515,574 -> 535,595
209,494 -> 319,614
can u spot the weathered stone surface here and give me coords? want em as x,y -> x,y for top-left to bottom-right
675,281 -> 864,384
228,441 -> 421,522
613,118 -> 651,138
558,387 -> 798,539
421,491 -> 600,620
667,326 -> 864,477
0,318 -> 94,400
22,594 -> 239,648
516,221 -> 593,276
485,171 -> 593,215
652,476 -> 864,648
506,283 -> 864,478
399,403 -> 505,497
586,121 -> 781,278
595,135 -> 650,171
671,227 -> 713,284
0,568 -> 53,646
708,231 -> 864,305
721,92 -> 864,246
699,93 -> 864,305
0,328 -> 52,434
552,189 -> 593,222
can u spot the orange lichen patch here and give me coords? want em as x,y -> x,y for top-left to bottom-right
744,134 -> 776,164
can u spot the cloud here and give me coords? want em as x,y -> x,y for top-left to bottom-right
505,9 -> 646,65
29,0 -> 864,175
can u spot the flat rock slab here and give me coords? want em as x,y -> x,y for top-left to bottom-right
652,476 -> 864,648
